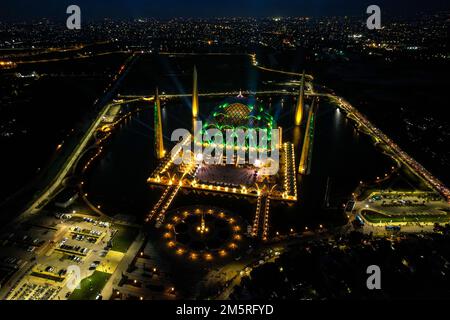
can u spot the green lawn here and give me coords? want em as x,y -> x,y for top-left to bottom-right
110,225 -> 139,253
356,162 -> 432,201
361,210 -> 449,223
68,271 -> 110,300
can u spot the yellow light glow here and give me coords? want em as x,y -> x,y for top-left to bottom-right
204,253 -> 213,261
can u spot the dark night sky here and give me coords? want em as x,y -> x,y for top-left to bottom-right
1,0 -> 449,20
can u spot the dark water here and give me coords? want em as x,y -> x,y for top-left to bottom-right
85,96 -> 395,234
0,54 -> 127,203
273,99 -> 395,232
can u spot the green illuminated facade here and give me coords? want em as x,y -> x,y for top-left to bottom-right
200,98 -> 276,148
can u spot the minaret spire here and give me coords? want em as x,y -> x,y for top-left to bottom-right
192,66 -> 199,118
154,87 -> 165,159
299,97 -> 316,175
294,70 -> 305,126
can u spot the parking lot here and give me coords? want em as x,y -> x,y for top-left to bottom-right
0,211 -> 135,300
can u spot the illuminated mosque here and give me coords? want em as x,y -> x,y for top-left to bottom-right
146,66 -> 309,258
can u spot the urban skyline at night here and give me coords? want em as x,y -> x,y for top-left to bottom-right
1,0 -> 449,20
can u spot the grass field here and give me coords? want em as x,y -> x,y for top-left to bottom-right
110,225 -> 139,253
361,209 -> 449,223
356,162 -> 432,201
68,271 -> 110,300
